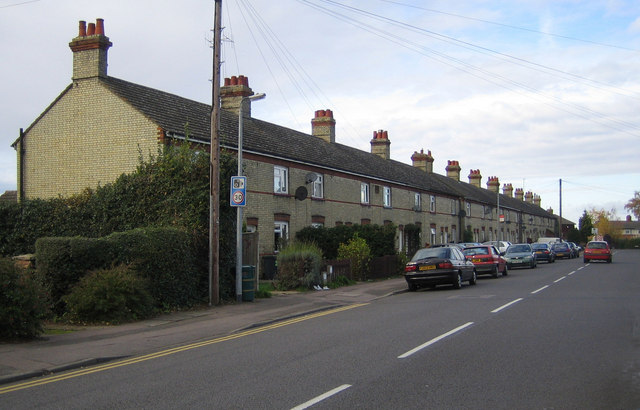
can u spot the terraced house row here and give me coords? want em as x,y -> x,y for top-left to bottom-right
11,19 -> 559,260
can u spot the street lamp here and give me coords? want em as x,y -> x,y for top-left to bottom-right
236,93 -> 266,302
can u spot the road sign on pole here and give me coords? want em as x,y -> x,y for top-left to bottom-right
231,176 -> 247,207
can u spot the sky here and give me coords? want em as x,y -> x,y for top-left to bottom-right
1,0 -> 639,225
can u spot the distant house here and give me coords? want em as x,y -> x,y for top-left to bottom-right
11,18 -> 558,260
0,190 -> 17,203
611,216 -> 640,239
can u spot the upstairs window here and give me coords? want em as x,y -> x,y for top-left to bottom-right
466,202 -> 471,217
414,193 -> 421,211
312,174 -> 324,198
383,186 -> 392,208
361,183 -> 370,204
274,166 -> 288,194
430,195 -> 436,213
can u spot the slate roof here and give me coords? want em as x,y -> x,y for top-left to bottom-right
102,76 -> 552,218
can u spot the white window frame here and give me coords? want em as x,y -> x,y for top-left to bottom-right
414,193 -> 421,211
466,202 -> 471,218
383,186 -> 392,208
451,199 -> 457,215
312,174 -> 324,199
430,228 -> 436,245
274,221 -> 289,251
430,195 -> 436,213
361,182 -> 370,204
274,166 -> 288,194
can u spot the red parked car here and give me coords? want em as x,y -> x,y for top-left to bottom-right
583,241 -> 612,263
462,245 -> 508,278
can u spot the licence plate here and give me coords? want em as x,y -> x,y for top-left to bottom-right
419,265 -> 436,271
472,258 -> 482,263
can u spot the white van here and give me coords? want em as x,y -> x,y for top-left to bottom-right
536,237 -> 561,244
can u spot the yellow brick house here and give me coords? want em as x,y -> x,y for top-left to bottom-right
12,18 -> 558,260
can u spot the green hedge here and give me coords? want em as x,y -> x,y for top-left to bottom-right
295,224 -> 396,259
37,227 -> 202,314
0,259 -> 49,339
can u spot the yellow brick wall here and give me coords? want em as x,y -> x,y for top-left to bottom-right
21,78 -> 159,199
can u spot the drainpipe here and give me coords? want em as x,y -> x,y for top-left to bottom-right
18,128 -> 25,201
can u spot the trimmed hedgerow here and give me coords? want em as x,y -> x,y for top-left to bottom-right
37,227 -> 201,314
0,259 -> 49,340
63,264 -> 154,324
295,223 -> 396,260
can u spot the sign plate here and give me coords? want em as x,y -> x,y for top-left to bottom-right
230,176 -> 247,207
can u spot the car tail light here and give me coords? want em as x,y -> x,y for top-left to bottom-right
405,265 -> 417,272
438,262 -> 453,269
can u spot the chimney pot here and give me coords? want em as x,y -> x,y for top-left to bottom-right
78,21 -> 87,37
87,22 -> 96,36
95,18 -> 105,35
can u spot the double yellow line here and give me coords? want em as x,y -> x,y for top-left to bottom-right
0,303 -> 367,394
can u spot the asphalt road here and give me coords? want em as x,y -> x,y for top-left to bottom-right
2,250 -> 639,409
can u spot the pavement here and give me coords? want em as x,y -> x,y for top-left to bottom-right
0,277 -> 407,385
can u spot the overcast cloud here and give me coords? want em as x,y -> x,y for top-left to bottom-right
1,0 -> 638,224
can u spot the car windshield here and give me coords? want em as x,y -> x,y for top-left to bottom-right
507,245 -> 530,253
411,248 -> 449,261
587,242 -> 607,249
553,243 -> 569,250
531,244 -> 546,250
462,247 -> 489,256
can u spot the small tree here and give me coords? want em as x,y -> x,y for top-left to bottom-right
338,235 -> 371,281
625,191 -> 640,220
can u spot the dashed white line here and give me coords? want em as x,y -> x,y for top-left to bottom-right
554,276 -> 566,283
568,270 -> 576,276
291,384 -> 352,410
531,285 -> 549,294
398,322 -> 474,359
491,298 -> 523,313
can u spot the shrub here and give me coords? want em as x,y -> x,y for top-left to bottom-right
275,242 -> 323,290
63,264 -> 155,324
295,224 -> 395,259
338,235 -> 371,281
0,259 -> 49,339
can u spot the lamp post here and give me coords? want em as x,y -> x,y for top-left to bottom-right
236,93 -> 266,303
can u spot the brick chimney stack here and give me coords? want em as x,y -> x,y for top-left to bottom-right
221,76 -> 255,116
468,169 -> 482,188
525,191 -> 534,203
514,188 -> 524,201
69,19 -> 112,80
311,109 -> 336,143
486,176 -> 500,193
446,160 -> 461,181
503,183 -> 514,197
533,194 -> 541,207
370,130 -> 391,160
411,149 -> 434,173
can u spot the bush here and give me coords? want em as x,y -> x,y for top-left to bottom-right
275,242 -> 323,290
0,259 -> 49,339
338,235 -> 372,281
63,264 -> 155,324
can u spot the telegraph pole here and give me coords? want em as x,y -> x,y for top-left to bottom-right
209,0 -> 222,306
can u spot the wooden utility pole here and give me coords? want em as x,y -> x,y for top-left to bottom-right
209,0 -> 222,306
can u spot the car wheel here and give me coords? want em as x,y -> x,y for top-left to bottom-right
502,264 -> 508,276
583,258 -> 588,263
408,283 -> 418,292
469,270 -> 477,286
607,258 -> 612,263
492,265 -> 499,278
453,272 -> 462,289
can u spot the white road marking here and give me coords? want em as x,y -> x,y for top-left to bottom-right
568,270 -> 576,276
491,298 -> 524,313
531,285 -> 549,294
398,322 -> 474,359
554,276 -> 566,283
291,384 -> 352,410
